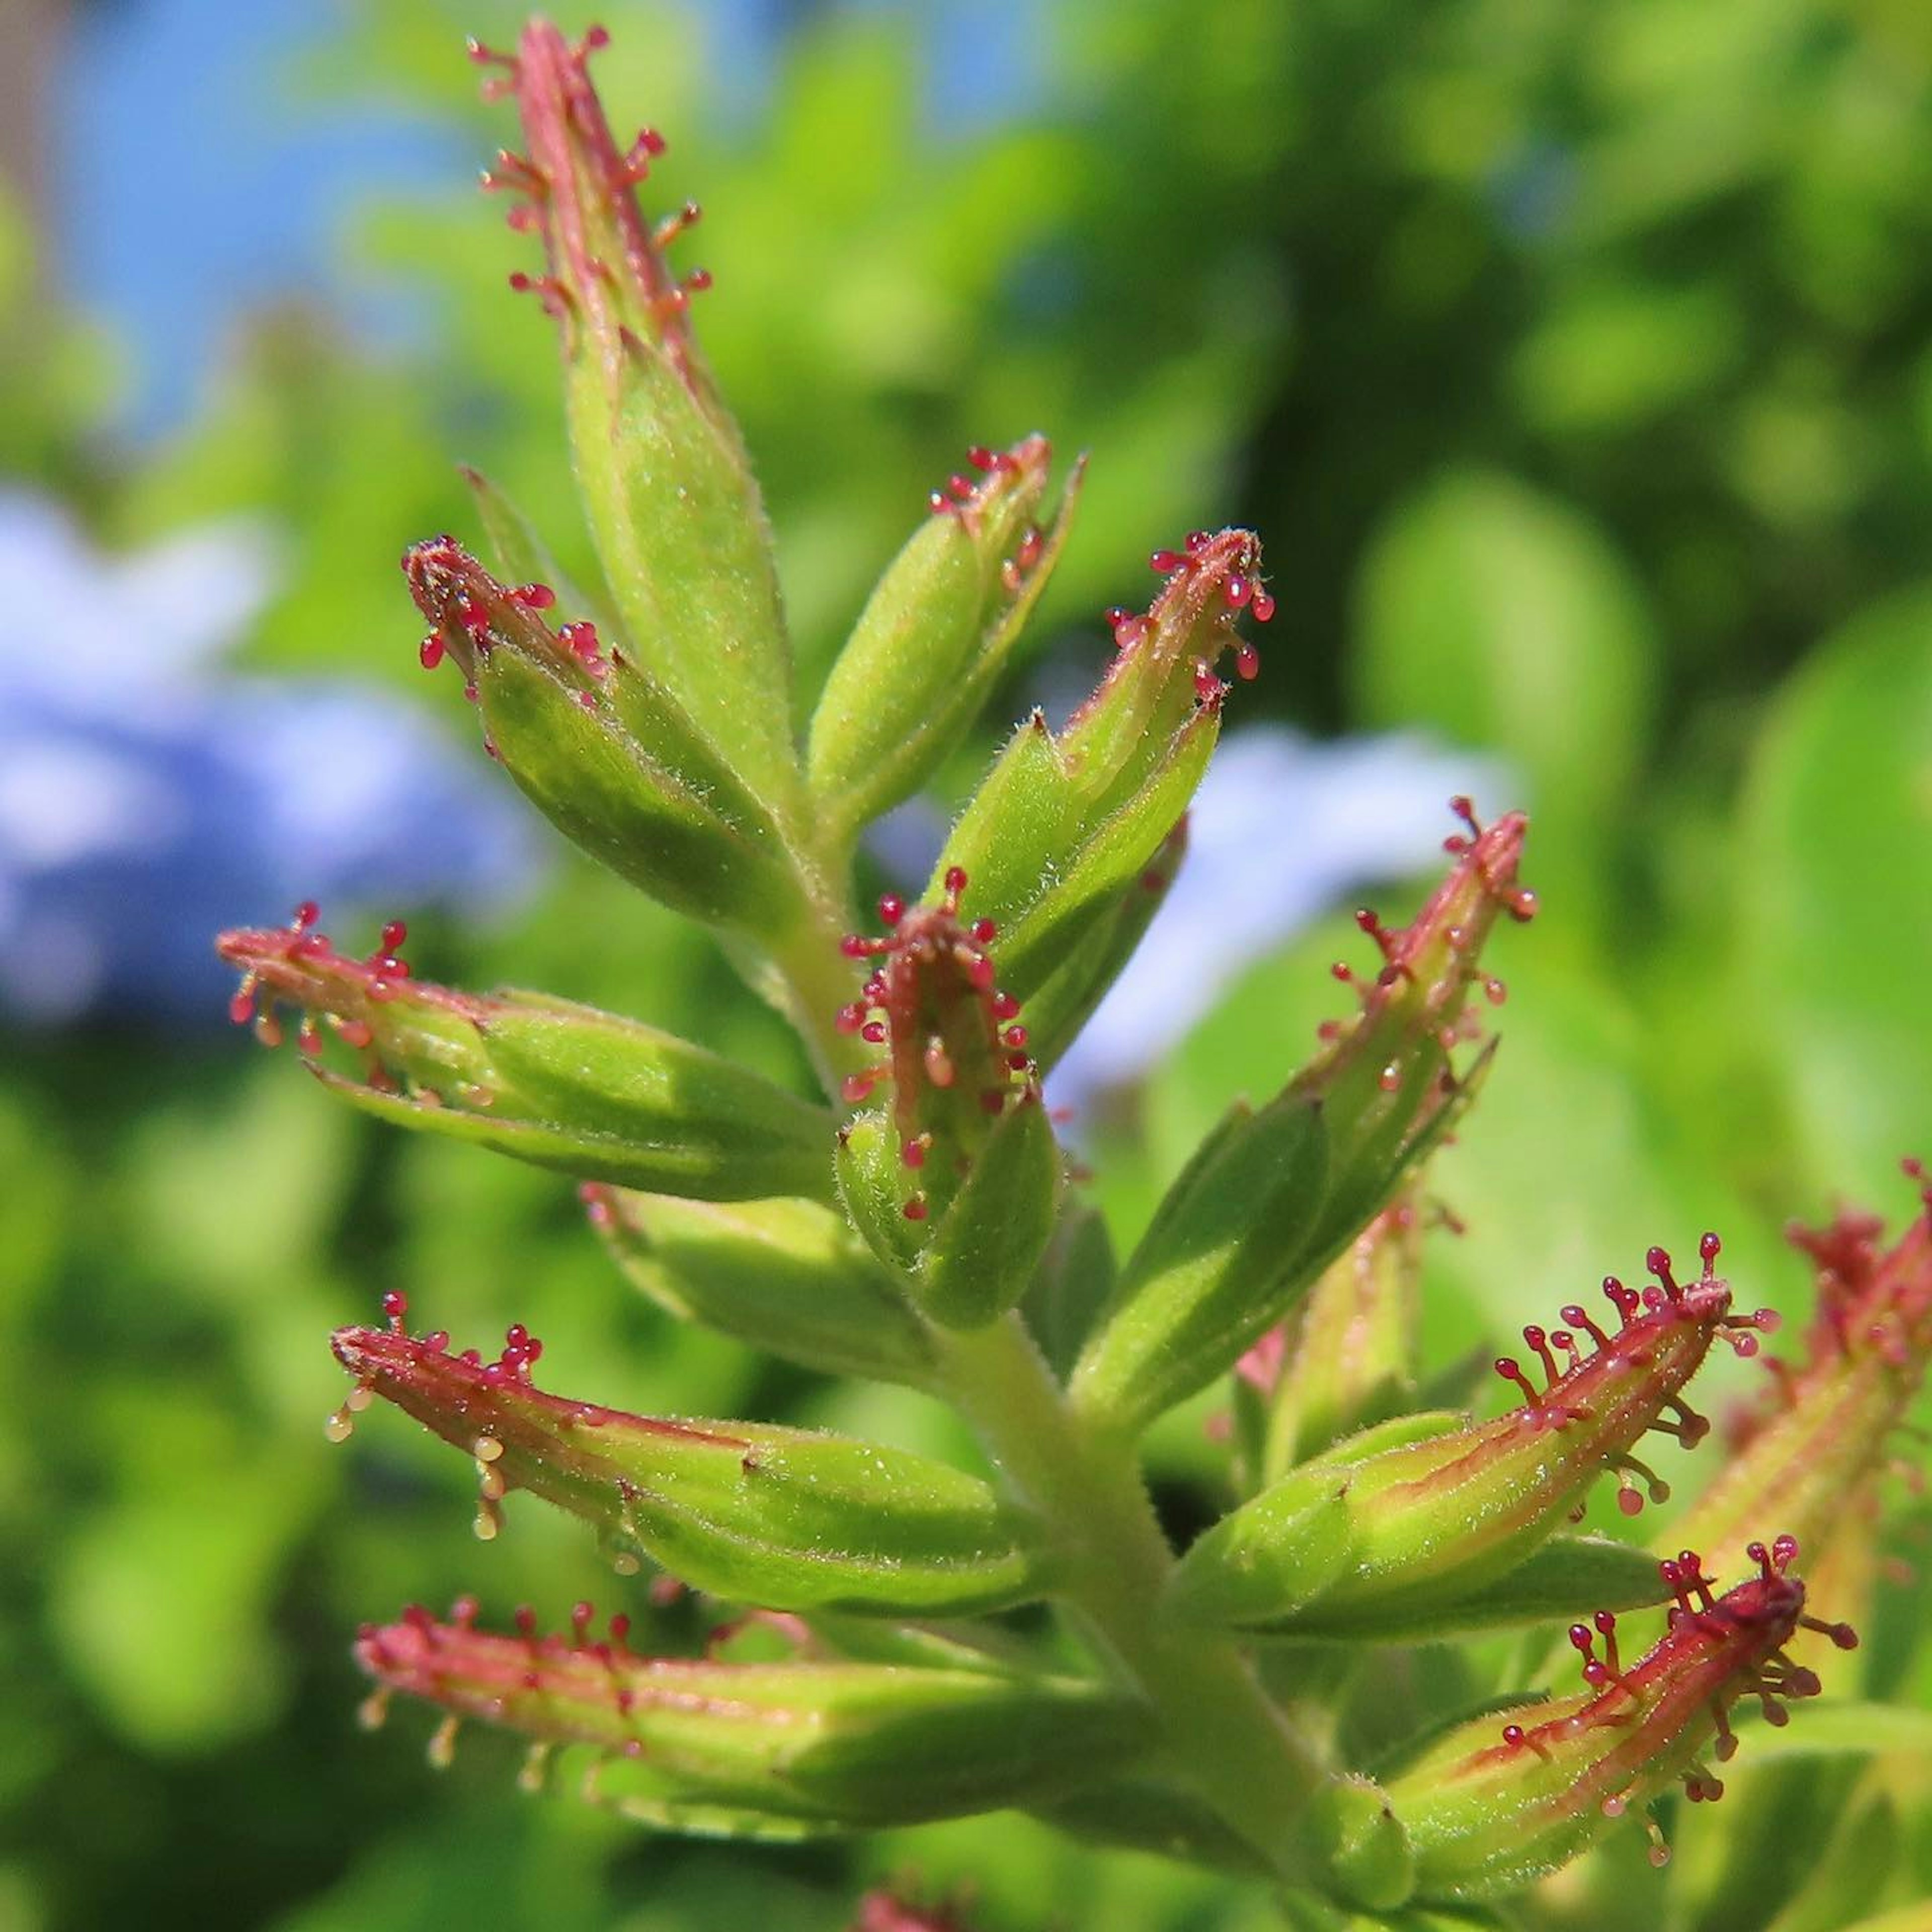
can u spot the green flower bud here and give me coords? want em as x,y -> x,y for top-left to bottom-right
1292,798 -> 1535,1244
479,21 -> 797,805
218,906 -> 834,1201
932,529 -> 1273,1004
582,1186 -> 937,1388
832,870 -> 1063,1327
808,437 -> 1080,844
1070,801 -> 1534,1433
403,535 -> 803,930
1378,1538 -> 1858,1902
1257,1187 -> 1427,1482
1167,1237 -> 1780,1636
331,1292 -> 1048,1617
356,1596 -> 1150,1828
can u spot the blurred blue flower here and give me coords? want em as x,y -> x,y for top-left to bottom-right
0,492 -> 543,1027
1045,726 -> 1512,1117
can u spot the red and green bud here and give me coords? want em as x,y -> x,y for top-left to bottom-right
808,438 -> 1080,844
1071,802 -> 1534,1434
1665,1167 -> 1932,1589
1293,798 -> 1534,1242
356,1596 -> 1150,1828
1373,1538 -> 1857,1903
476,21 -> 797,804
583,1186 -> 938,1388
832,870 -> 1062,1327
331,1293 -> 1048,1616
218,905 -> 833,1202
1166,1238 -> 1780,1636
932,530 -> 1273,1004
404,535 -> 801,929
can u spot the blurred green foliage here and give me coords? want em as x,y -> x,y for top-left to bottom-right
3,0 -> 1929,1926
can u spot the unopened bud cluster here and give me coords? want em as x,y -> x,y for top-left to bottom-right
209,18 -> 1919,1926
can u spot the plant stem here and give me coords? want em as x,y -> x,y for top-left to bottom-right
933,1313 -> 1325,1879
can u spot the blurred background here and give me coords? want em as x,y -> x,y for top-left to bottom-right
2,1 -> 1929,1927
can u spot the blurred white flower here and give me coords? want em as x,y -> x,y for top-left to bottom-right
0,492 -> 543,1026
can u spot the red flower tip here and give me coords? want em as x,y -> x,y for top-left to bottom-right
218,903 -> 489,1085
478,20 -> 711,387
1773,1163 -> 1932,1392
1088,526 -> 1270,709
402,534 -> 610,698
928,436 -> 1053,576
330,1287 -> 745,1542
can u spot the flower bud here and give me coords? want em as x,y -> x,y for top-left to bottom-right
1292,798 -> 1534,1243
832,871 -> 1063,1327
403,535 -> 801,930
1167,1237 -> 1780,1636
218,905 -> 834,1201
1665,1167 -> 1932,1587
356,1597 -> 1149,1828
932,530 -> 1273,1005
808,438 -> 1079,843
1070,801 -> 1533,1432
1070,1092 -> 1329,1434
1377,1538 -> 1856,1902
479,21 -> 797,803
1258,1188 -> 1426,1481
330,1292 -> 1046,1616
582,1186 -> 937,1388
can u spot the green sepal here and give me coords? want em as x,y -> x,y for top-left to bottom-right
567,336 -> 799,807
836,1097 -> 1063,1331
1069,1095 -> 1330,1434
807,439 -> 1081,844
360,1601 -> 1151,1827
1242,1536 -> 1674,1645
935,700 -> 1218,1003
333,1321 -> 1051,1617
911,1091 -> 1064,1329
584,1188 -> 936,1387
835,1108 -> 926,1273
1020,1203 -> 1118,1380
477,642 -> 798,928
1316,1774 -> 1417,1914
1015,813 -> 1188,1074
1163,1484 -> 1353,1631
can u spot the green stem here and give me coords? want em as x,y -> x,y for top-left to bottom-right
933,1314 -> 1325,1878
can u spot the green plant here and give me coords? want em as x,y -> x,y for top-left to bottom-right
216,20 -> 1931,1924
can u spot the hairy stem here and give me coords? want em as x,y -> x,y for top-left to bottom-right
933,1314 -> 1325,1878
